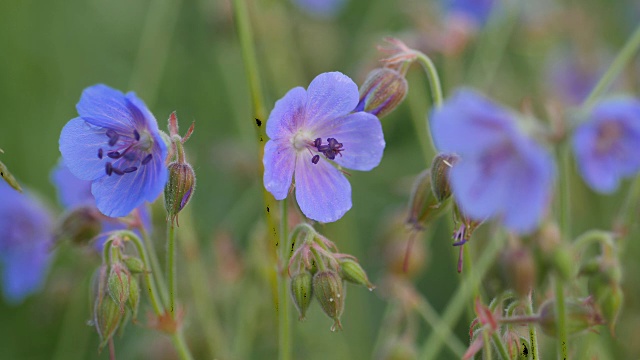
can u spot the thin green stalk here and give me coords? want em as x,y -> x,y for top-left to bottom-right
126,231 -> 164,315
278,199 -> 292,360
482,330 -> 492,360
491,331 -> 510,360
413,298 -> 466,358
167,223 -> 177,317
526,293 -> 540,360
419,232 -> 505,360
555,278 -> 568,360
583,24 -> 640,109
415,52 -> 444,108
171,331 -> 194,360
139,225 -> 169,306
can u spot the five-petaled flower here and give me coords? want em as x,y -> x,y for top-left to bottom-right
0,181 -> 52,304
263,72 -> 385,222
59,84 -> 168,217
572,97 -> 640,193
431,89 -> 554,233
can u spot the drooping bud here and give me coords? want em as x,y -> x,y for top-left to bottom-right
357,68 -> 408,118
122,256 -> 146,274
127,275 -> 140,321
54,205 -> 102,245
313,270 -> 345,331
338,258 -> 375,290
164,162 -> 196,225
107,262 -> 131,311
430,153 -> 459,202
406,169 -> 448,230
91,265 -> 123,350
290,271 -> 314,320
500,245 -> 535,297
538,298 -> 605,337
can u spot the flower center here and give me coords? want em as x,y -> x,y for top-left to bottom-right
312,138 -> 344,164
596,120 -> 622,154
98,128 -> 154,176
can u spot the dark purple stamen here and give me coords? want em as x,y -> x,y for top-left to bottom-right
112,167 -> 125,176
311,155 -> 320,164
106,129 -> 120,147
313,137 -> 344,161
98,148 -> 103,159
141,154 -> 153,165
123,167 -> 138,173
105,162 -> 113,176
107,151 -> 121,159
134,129 -> 140,141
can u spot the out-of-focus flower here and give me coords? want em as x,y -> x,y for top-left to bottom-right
292,0 -> 346,18
431,89 -> 554,233
572,97 -> 640,193
441,0 -> 496,27
263,72 -> 385,222
0,181 -> 52,304
51,160 -> 150,249
59,84 -> 168,217
546,52 -> 603,106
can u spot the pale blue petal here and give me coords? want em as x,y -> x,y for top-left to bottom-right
76,84 -> 136,133
51,159 -> 94,208
263,139 -> 296,200
294,152 -> 351,222
317,112 -> 385,171
59,118 -> 110,181
305,72 -> 359,131
2,243 -> 50,304
126,92 -> 161,131
266,87 -> 307,139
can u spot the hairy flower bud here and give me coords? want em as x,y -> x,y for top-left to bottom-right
122,256 -> 146,274
54,205 -> 102,245
313,270 -> 345,331
164,162 -> 196,224
357,68 -> 408,118
107,262 -> 131,311
290,271 -> 313,320
127,275 -> 141,321
538,298 -> 605,337
338,258 -> 375,290
407,169 -> 447,229
430,153 -> 458,202
91,265 -> 123,350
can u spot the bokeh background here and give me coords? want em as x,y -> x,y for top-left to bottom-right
1,0 -> 640,358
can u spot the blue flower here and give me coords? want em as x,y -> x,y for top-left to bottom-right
0,182 -> 52,304
263,72 -> 385,222
293,0 -> 346,18
51,160 -> 151,249
442,0 -> 496,26
572,97 -> 640,193
431,89 -> 555,233
59,85 -> 168,217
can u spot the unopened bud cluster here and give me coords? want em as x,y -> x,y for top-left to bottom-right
287,224 -> 375,331
90,234 -> 144,350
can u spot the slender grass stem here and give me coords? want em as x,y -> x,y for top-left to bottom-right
278,199 -> 292,360
413,298 -> 466,358
419,232 -> 505,359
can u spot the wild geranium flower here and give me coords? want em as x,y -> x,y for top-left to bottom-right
0,181 -> 52,304
431,89 -> 554,233
442,0 -> 496,27
263,72 -> 385,222
59,84 -> 168,217
51,160 -> 150,249
572,97 -> 640,193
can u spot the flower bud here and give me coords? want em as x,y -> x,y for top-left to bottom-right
430,153 -> 458,202
107,262 -> 131,311
54,205 -> 102,245
500,245 -> 535,297
290,271 -> 313,320
338,258 -> 375,290
588,267 -> 623,333
164,162 -> 196,224
313,270 -> 345,331
122,256 -> 146,274
95,295 -> 124,350
127,275 -> 141,321
406,169 -> 447,229
357,68 -> 408,118
538,298 -> 604,337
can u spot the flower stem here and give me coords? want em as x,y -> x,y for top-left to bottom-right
419,232 -> 505,359
526,293 -> 540,360
125,231 -> 164,315
278,199 -> 292,360
414,52 -> 444,108
171,331 -> 194,360
491,331 -> 510,360
583,24 -> 640,108
167,222 -> 177,317
413,298 -> 466,358
554,277 -> 568,360
139,225 -> 169,305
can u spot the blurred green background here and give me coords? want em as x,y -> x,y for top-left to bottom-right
1,0 -> 640,358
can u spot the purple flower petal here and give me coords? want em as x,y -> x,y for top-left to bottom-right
305,72 -> 359,131
2,244 -> 50,305
263,139 -> 296,200
266,87 -> 307,139
51,159 -> 94,208
59,118 -> 110,181
76,84 -> 138,133
294,152 -> 351,222
316,112 -> 385,171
